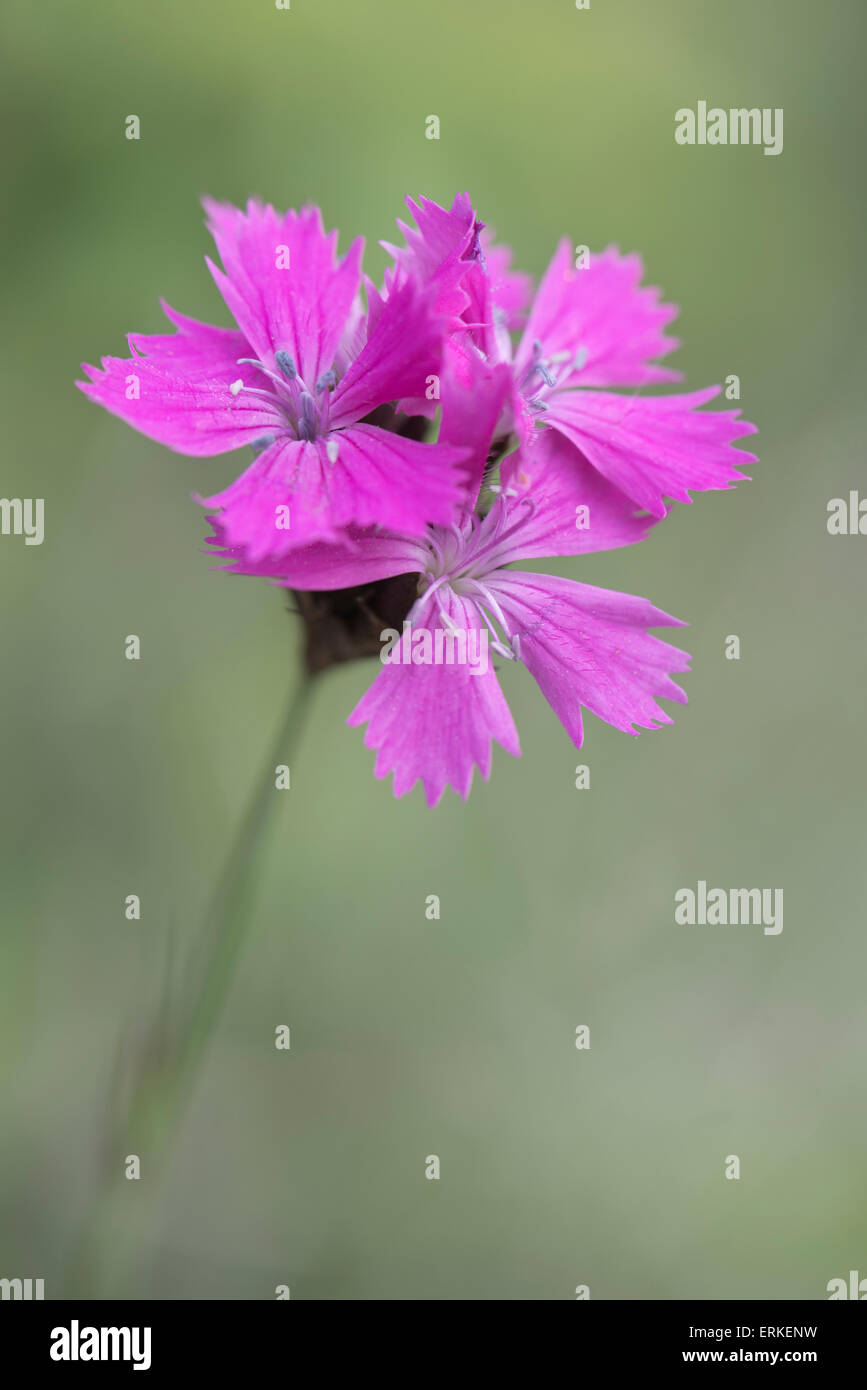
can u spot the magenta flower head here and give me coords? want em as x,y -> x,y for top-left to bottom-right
497,242 -> 758,517
209,354 -> 690,806
78,199 -> 469,559
385,195 -> 758,518
78,193 -> 758,805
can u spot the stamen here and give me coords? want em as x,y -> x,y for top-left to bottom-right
315,369 -> 337,393
438,608 -> 460,632
424,529 -> 448,572
234,385 -> 287,407
297,391 -> 317,442
474,601 -> 502,646
275,350 -> 297,381
521,337 -> 585,397
466,581 -> 523,664
453,495 -> 537,577
464,579 -> 512,638
520,340 -> 557,394
237,358 -> 292,392
472,596 -> 517,663
251,434 -> 276,453
407,572 -> 451,623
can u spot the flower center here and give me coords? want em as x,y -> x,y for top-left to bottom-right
229,352 -> 339,449
406,507 -> 528,664
520,338 -> 588,414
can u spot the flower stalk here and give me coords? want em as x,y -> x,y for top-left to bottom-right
70,671 -> 315,1295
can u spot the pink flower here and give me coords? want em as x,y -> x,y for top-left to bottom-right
386,198 -> 759,518
209,364 -> 690,806
499,242 -> 758,517
77,191 -> 755,805
78,199 -> 469,560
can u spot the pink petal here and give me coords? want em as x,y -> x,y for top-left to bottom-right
498,428 -> 657,559
203,198 -> 363,388
348,587 -> 521,806
329,279 -> 446,426
515,241 -> 682,389
488,571 -> 690,746
481,233 -> 533,329
128,300 -> 253,372
544,386 -> 758,517
439,355 -> 512,502
389,193 -> 477,276
205,520 -> 426,590
381,192 -> 478,322
77,306 -> 277,456
202,424 -> 466,560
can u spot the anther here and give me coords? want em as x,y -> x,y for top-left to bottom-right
468,219 -> 486,267
237,357 -> 297,392
315,369 -> 337,393
274,350 -> 297,380
297,391 -> 318,442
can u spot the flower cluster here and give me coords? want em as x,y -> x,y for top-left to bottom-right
79,194 -> 757,805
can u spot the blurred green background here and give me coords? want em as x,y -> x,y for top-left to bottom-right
1,0 -> 866,1300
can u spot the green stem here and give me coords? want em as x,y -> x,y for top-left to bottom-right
71,672 -> 315,1295
168,672 -> 315,1113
